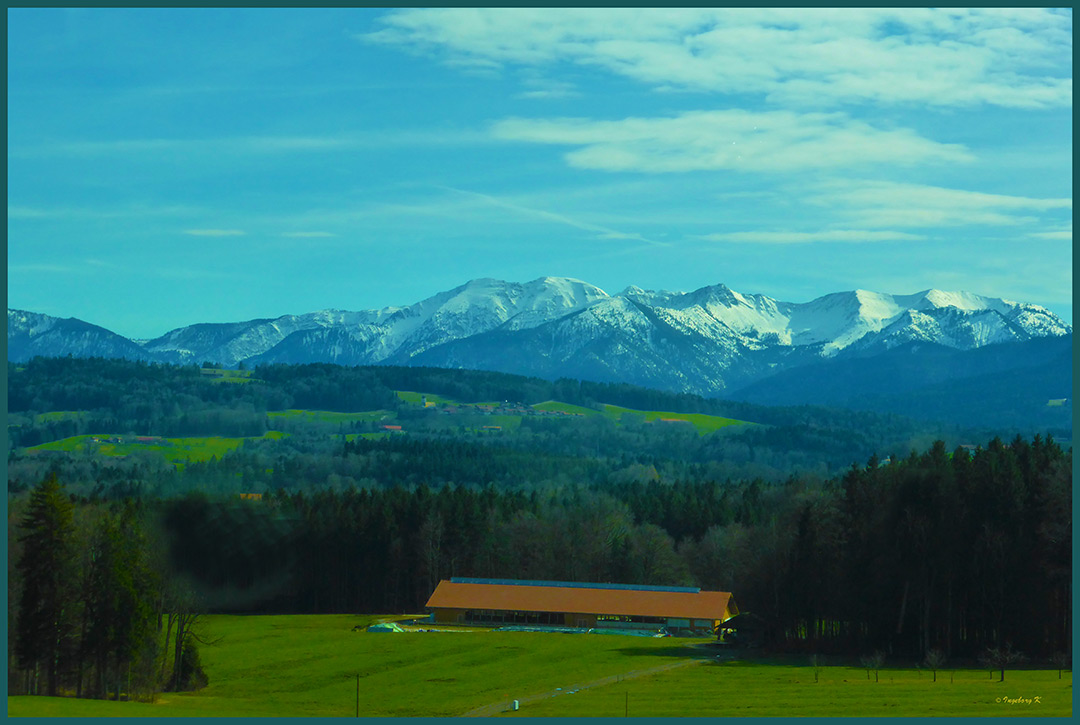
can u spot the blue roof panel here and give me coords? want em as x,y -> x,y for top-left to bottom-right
450,577 -> 700,594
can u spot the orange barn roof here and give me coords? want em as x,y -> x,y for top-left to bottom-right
425,580 -> 735,621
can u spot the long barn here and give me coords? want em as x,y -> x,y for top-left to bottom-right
425,577 -> 737,635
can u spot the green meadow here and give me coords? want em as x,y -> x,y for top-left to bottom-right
402,395 -> 751,434
33,410 -> 92,424
198,368 -> 257,384
532,400 -> 597,416
27,431 -> 286,466
7,615 -> 1070,718
601,404 -> 749,434
507,658 -> 1072,717
395,390 -> 457,406
7,615 -> 710,718
266,409 -> 394,425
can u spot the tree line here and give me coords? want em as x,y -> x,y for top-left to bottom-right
10,433 -> 1069,694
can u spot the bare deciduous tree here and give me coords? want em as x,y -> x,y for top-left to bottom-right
923,648 -> 947,682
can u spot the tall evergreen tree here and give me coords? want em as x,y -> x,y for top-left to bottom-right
16,474 -> 79,696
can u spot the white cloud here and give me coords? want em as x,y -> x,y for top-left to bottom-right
365,8 -> 1072,109
1028,229 -> 1072,240
183,229 -> 246,237
514,76 -> 579,100
807,180 -> 1072,228
491,110 -> 973,173
701,230 -> 924,244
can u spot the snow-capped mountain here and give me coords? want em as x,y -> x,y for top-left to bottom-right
119,277 -> 608,369
7,277 -> 1071,397
7,309 -> 158,363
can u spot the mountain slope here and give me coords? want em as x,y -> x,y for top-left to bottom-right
730,334 -> 1073,429
8,309 -> 159,363
7,278 -> 1071,410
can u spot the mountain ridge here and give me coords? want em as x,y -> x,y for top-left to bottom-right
8,276 -> 1071,401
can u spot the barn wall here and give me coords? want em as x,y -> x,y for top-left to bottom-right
432,608 -> 465,624
563,613 -> 597,628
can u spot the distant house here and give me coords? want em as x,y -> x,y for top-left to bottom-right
238,493 -> 263,501
381,425 -> 403,432
425,577 -> 737,635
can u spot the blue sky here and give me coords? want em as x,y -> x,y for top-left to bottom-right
8,7 -> 1073,338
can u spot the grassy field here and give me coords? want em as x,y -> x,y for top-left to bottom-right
7,616 -> 1070,718
33,410 -> 92,424
266,409 -> 394,425
198,368 -> 257,384
506,658 -> 1072,717
27,431 -> 286,465
532,400 -> 597,416
395,390 -> 457,406
6,616 -> 713,718
600,404 -> 749,434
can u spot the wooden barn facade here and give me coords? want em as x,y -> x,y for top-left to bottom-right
425,578 -> 737,635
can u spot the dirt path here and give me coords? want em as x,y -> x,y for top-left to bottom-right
460,658 -> 705,717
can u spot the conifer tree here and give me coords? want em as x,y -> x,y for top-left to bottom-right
16,474 -> 78,696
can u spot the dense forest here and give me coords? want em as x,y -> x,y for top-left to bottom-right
6,356 -> 1020,494
6,357 -> 1072,698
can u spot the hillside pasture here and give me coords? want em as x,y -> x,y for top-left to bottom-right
33,410 -> 92,424
532,400 -> 599,416
199,368 -> 257,384
266,409 -> 394,425
27,431 -> 286,466
400,395 -> 752,435
601,404 -> 749,434
395,390 -> 457,406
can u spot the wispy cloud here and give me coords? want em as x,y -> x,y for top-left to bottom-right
514,76 -> 579,100
8,263 -> 83,275
491,110 -> 973,173
1028,227 -> 1072,240
436,186 -> 667,246
700,230 -> 924,244
12,130 -> 494,159
8,203 -> 202,220
807,180 -> 1072,228
8,206 -> 51,219
183,229 -> 247,237
365,8 -> 1072,109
